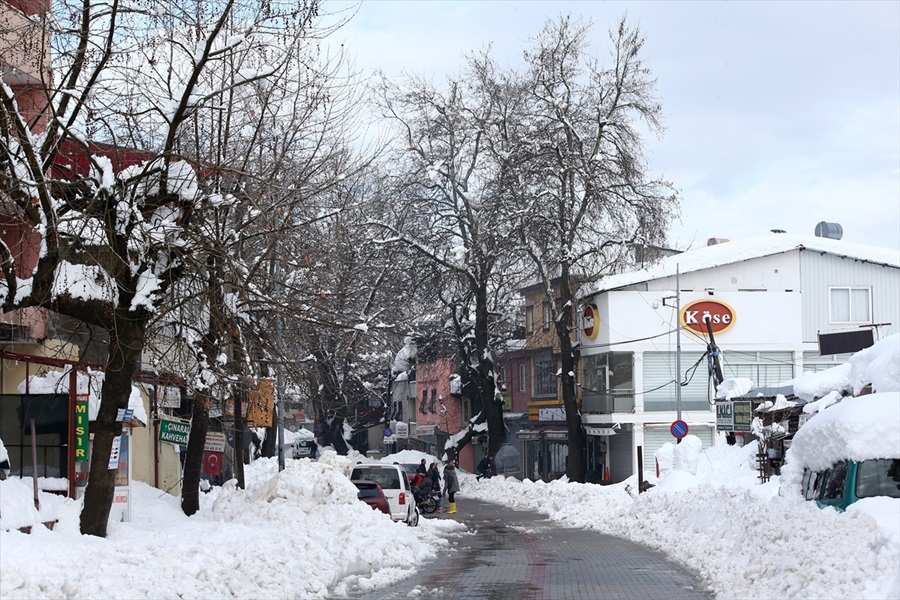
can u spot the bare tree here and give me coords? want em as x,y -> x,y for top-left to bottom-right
373,57 -> 528,459
497,16 -> 678,482
0,0 -> 353,535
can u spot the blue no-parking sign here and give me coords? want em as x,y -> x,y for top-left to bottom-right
670,420 -> 689,439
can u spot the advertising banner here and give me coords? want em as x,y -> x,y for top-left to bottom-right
75,394 -> 90,462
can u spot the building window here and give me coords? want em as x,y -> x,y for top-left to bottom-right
430,388 -> 437,413
829,286 -> 871,323
525,306 -> 534,336
496,366 -> 507,392
420,389 -> 427,413
518,363 -> 526,393
581,353 -> 634,413
543,302 -> 551,330
533,353 -> 556,397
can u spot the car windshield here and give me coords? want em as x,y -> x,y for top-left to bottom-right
856,458 -> 900,499
351,467 -> 401,490
355,485 -> 382,500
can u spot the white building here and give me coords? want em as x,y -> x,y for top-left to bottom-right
577,232 -> 900,482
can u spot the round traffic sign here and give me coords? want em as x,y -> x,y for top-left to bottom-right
670,419 -> 689,439
384,427 -> 393,437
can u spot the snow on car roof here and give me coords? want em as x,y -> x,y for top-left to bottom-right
785,392 -> 900,473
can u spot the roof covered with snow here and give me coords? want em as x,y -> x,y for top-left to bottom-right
580,233 -> 900,296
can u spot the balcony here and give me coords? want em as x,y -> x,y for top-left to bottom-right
581,389 -> 634,414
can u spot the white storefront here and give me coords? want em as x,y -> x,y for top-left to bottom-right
577,233 -> 900,481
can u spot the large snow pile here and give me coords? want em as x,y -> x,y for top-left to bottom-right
0,451 -> 465,599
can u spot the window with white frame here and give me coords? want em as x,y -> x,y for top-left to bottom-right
543,302 -> 552,330
829,286 -> 871,323
518,363 -> 526,393
533,352 -> 556,397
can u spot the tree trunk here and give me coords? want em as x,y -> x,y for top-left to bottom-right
556,274 -> 585,483
181,390 -> 210,516
474,281 -> 506,457
80,317 -> 144,537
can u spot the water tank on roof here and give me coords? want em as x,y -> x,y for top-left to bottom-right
707,237 -> 730,246
814,222 -> 843,240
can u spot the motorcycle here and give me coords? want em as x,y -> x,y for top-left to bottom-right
415,487 -> 441,514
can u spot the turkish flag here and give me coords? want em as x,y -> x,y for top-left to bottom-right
203,451 -> 223,476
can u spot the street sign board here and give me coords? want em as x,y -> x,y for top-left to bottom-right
670,419 -> 689,439
204,431 -> 226,453
158,417 -> 191,445
716,402 -> 734,429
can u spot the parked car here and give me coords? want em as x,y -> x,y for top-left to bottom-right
782,392 -> 900,511
349,463 -> 419,526
352,480 -> 391,515
799,458 -> 900,511
398,463 -> 421,483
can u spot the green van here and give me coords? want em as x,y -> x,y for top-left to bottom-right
800,458 -> 900,511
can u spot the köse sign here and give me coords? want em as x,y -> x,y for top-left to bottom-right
680,299 -> 736,334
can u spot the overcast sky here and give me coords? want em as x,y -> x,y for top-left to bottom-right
328,0 -> 900,251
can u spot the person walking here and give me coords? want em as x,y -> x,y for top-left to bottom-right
428,462 -> 442,512
443,461 -> 460,515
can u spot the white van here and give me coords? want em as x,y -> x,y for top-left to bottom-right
349,463 -> 419,526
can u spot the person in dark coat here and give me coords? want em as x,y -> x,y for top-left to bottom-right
428,462 -> 441,491
416,458 -> 427,475
476,454 -> 494,480
443,462 -> 460,514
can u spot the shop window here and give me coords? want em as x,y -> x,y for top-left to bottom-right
0,394 -> 69,478
829,287 -> 871,323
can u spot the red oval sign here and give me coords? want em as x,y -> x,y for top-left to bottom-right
583,304 -> 599,340
680,299 -> 736,334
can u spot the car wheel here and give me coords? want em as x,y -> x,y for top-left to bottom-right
407,506 -> 420,527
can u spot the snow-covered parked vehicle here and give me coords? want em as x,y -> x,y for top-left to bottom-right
780,392 -> 900,511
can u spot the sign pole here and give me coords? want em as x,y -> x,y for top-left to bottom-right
676,264 -> 682,425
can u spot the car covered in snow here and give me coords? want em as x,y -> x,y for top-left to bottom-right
781,392 -> 900,511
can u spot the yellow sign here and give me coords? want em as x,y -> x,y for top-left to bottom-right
247,378 -> 275,427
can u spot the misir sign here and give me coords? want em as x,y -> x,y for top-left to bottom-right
680,299 -> 736,334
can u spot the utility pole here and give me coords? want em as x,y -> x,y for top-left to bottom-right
275,239 -> 285,471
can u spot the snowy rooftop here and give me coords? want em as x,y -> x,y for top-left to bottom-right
580,233 -> 900,296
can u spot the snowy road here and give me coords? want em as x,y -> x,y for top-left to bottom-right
345,498 -> 711,600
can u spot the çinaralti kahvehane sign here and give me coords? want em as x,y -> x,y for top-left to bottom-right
158,417 -> 191,445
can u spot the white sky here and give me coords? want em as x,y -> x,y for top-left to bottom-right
327,0 -> 900,251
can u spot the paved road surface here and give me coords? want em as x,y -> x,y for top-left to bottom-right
347,498 -> 712,600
